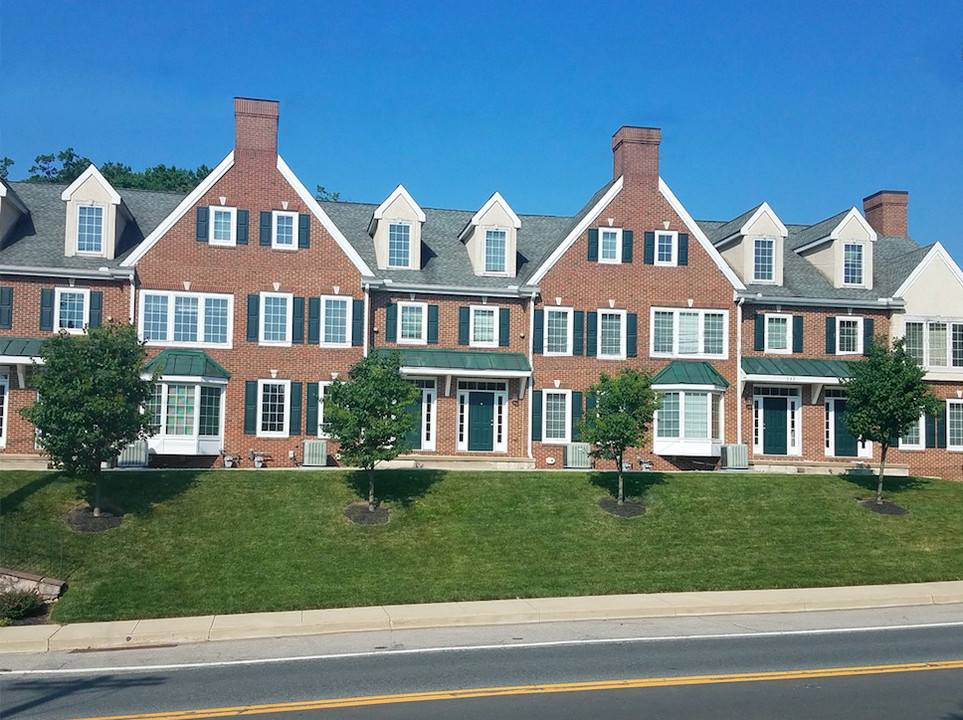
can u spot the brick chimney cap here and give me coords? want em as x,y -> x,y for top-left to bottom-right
863,190 -> 908,204
612,126 -> 661,149
234,97 -> 279,117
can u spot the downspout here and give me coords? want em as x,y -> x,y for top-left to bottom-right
736,295 -> 745,445
128,273 -> 136,324
526,291 -> 536,460
362,282 -> 370,358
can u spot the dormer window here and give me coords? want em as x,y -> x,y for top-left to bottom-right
655,231 -> 678,266
370,185 -> 425,271
485,229 -> 507,274
77,205 -> 104,254
272,210 -> 297,249
210,206 -> 237,246
599,228 -> 623,264
753,238 -> 775,282
388,223 -> 411,268
843,243 -> 863,285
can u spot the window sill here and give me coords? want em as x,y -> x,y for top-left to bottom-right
319,342 -> 352,349
259,340 -> 293,348
543,351 -> 574,357
541,437 -> 571,445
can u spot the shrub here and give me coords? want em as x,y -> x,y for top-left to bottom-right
0,589 -> 44,622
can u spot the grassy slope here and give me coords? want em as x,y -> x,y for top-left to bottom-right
1,469 -> 961,624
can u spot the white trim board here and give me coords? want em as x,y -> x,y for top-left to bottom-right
893,242 -> 963,299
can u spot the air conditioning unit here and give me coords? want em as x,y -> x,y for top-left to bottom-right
563,442 -> 592,469
117,440 -> 149,468
302,439 -> 328,467
720,444 -> 749,470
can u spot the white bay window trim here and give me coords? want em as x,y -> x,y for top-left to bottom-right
145,381 -> 226,456
259,292 -> 293,347
653,385 -> 725,457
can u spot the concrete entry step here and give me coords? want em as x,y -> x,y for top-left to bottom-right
749,459 -> 909,476
0,453 -> 49,470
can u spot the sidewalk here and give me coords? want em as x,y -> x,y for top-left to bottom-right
3,580 -> 962,654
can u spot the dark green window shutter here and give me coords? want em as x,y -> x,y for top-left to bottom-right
586,312 -> 598,357
385,303 -> 397,342
792,316 -> 804,353
571,391 -> 583,441
458,306 -> 470,345
533,309 -> 544,354
499,307 -> 510,347
306,383 -> 319,436
40,289 -> 54,331
0,286 -> 11,329
351,299 -> 364,346
863,318 -> 874,356
754,314 -> 764,351
88,291 -> 102,328
307,297 -> 321,344
678,233 -> 689,265
643,231 -> 655,264
298,214 -> 310,249
626,312 -> 638,357
825,317 -> 836,354
573,311 -> 584,355
290,382 -> 302,436
246,294 -> 259,342
427,305 -> 439,344
236,210 -> 249,244
586,391 -> 597,412
622,230 -> 634,263
244,381 -> 258,435
259,211 -> 272,246
587,229 -> 599,262
531,390 -> 543,442
937,409 -> 947,449
292,297 -> 305,344
196,207 -> 209,242
925,413 -> 937,448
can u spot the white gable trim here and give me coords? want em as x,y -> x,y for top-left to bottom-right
373,184 -> 426,222
894,242 -> 963,299
659,178 -> 746,291
121,152 -> 236,267
458,191 -> 521,241
528,177 -> 624,285
60,164 -> 121,205
741,201 -> 788,238
276,155 -> 375,277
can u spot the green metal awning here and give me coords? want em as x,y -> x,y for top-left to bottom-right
145,349 -> 231,379
373,348 -> 531,375
742,356 -> 853,381
652,360 -> 730,388
0,337 -> 47,360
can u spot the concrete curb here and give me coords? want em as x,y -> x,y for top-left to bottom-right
3,580 -> 962,654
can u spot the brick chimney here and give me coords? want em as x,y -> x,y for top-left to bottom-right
863,190 -> 908,236
234,97 -> 279,158
612,126 -> 661,181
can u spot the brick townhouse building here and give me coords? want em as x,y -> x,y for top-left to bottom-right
2,97 -> 962,478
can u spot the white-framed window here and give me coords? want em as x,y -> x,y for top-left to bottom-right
544,307 -> 574,356
843,242 -> 864,286
470,305 -> 498,348
655,391 -> 722,441
139,291 -> 233,347
259,292 -> 293,346
76,205 -> 104,254
257,379 -> 290,438
650,307 -> 728,359
321,295 -> 352,347
147,383 -> 224,440
209,206 -> 238,246
598,309 -> 626,359
599,228 -> 623,264
899,414 -> 925,451
904,319 -> 963,369
836,317 -> 864,355
315,380 -> 331,437
54,287 -> 90,333
765,313 -> 792,353
753,238 -> 775,282
948,401 -> 963,451
272,210 -> 298,249
484,229 -> 508,274
388,223 -> 411,268
398,301 -> 428,344
655,230 -> 678,266
0,371 -> 8,449
542,389 -> 572,444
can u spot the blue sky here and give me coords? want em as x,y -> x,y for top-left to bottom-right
2,1 -> 961,252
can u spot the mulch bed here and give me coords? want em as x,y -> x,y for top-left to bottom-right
598,497 -> 645,518
66,503 -> 125,532
344,501 -> 389,525
6,602 -> 53,626
859,499 -> 908,516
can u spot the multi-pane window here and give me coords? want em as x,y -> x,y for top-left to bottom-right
657,392 -> 680,438
210,207 -> 236,245
140,291 -> 231,346
258,380 -> 289,437
148,384 -> 223,440
656,390 -> 723,445
322,296 -> 350,346
650,307 -> 728,358
146,384 -> 163,430
485,229 -> 507,274
843,243 -> 863,285
273,211 -> 296,249
165,384 -> 195,435
388,223 -> 411,268
599,228 -> 621,263
598,310 -> 625,359
545,308 -> 572,355
471,306 -> 497,347
656,231 -> 677,265
398,302 -> 426,343
0,373 -> 10,446
837,318 -> 862,354
766,315 -> 790,352
198,387 -> 222,436
753,238 -> 774,282
899,414 -> 925,450
905,321 -> 924,364
56,289 -> 88,332
948,402 -> 963,450
260,293 -> 291,345
929,322 -> 948,367
77,206 -> 104,253
543,391 -> 570,442
684,392 -> 709,439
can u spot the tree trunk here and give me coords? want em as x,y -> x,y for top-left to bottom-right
368,468 -> 376,512
617,452 -> 624,506
876,444 -> 888,505
93,472 -> 102,517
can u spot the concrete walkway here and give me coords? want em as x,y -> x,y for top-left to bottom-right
3,581 -> 962,654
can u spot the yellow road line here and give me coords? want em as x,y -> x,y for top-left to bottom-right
74,659 -> 963,720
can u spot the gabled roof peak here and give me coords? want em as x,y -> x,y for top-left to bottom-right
458,192 -> 521,241
60,164 -> 121,205
372,184 -> 426,223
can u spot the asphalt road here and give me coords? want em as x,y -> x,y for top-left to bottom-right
3,604 -> 963,720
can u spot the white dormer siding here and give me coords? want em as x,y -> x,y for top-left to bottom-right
370,185 -> 425,270
717,202 -> 787,286
60,164 -> 129,260
460,192 -> 520,277
796,208 -> 876,290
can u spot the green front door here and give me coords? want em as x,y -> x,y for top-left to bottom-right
467,391 -> 495,451
762,397 -> 788,455
833,399 -> 859,457
405,394 -> 423,451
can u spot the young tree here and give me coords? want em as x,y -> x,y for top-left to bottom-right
580,368 -> 658,506
842,337 -> 941,504
21,324 -> 157,516
322,351 -> 419,511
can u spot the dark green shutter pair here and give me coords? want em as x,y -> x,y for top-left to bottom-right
584,311 -> 637,356
384,303 -> 440,344
243,380 -> 303,435
533,309 -> 585,355
457,306 -> 510,346
753,314 -> 804,353
39,288 -> 102,331
925,410 -> 947,449
824,317 -> 874,355
259,211 -> 311,248
587,229 -> 634,263
642,232 -> 689,265
0,286 -> 12,329
530,390 -> 584,442
246,294 -> 306,343
196,207 -> 249,244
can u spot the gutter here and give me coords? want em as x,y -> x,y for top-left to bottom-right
364,278 -> 539,299
0,264 -> 134,281
736,292 -> 904,310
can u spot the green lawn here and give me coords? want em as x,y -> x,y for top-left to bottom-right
1,468 -> 961,624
